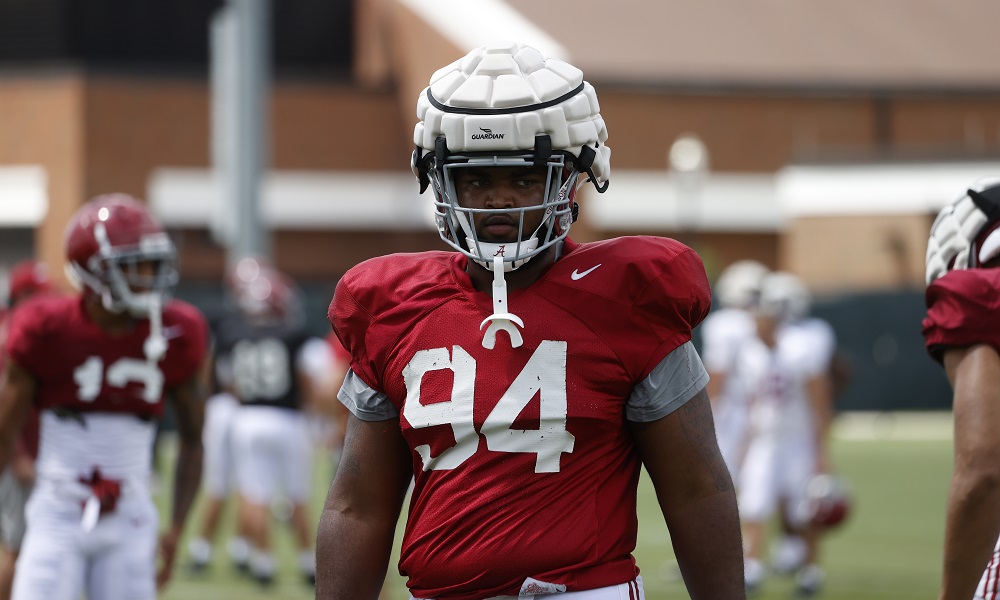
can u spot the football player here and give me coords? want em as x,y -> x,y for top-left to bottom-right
702,259 -> 769,477
316,41 -> 744,600
0,195 -> 209,600
734,272 -> 836,597
0,260 -> 56,600
923,178 -> 1000,600
184,387 -> 249,575
216,258 -> 330,586
185,262 -> 268,577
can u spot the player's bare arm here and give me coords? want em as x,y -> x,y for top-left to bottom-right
630,387 -> 745,600
939,344 -> 1000,600
158,368 -> 207,589
806,372 -> 835,473
316,415 -> 412,600
0,360 -> 36,473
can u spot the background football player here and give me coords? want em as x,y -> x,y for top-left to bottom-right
184,260 -> 266,578
216,258 -> 330,587
923,178 -> 1000,600
702,259 -> 769,478
0,260 -> 56,600
0,195 -> 209,600
734,271 -> 837,597
316,41 -> 744,600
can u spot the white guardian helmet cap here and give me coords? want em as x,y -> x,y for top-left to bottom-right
411,41 -> 611,271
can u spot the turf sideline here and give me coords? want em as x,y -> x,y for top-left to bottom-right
833,410 -> 952,441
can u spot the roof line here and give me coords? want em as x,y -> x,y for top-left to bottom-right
395,0 -> 569,61
585,77 -> 1000,98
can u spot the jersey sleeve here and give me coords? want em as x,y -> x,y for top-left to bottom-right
626,341 -> 709,422
4,297 -> 55,378
923,269 -> 1000,363
337,368 -> 399,421
632,243 -> 713,379
325,332 -> 351,371
163,301 -> 210,386
328,267 -> 381,392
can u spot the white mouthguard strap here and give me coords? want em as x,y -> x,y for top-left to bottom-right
479,255 -> 524,349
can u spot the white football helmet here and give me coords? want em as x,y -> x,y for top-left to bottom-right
714,260 -> 768,309
926,177 -> 1000,284
411,41 -> 611,271
757,271 -> 811,322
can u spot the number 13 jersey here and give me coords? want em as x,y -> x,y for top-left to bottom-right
330,237 -> 711,599
5,295 -> 208,485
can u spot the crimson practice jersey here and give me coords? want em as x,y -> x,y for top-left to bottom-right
5,295 -> 208,420
330,237 -> 711,599
923,269 -> 1000,362
0,305 -> 40,459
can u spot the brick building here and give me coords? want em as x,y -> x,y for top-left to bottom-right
3,0 -> 998,410
1,0 -> 999,295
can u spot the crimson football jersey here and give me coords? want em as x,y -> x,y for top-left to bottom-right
1,310 -> 39,459
923,269 -> 1000,362
330,236 -> 711,599
5,295 -> 208,419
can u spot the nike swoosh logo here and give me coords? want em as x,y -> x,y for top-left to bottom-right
570,264 -> 602,280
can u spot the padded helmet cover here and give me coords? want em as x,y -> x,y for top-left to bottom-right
412,41 -> 610,188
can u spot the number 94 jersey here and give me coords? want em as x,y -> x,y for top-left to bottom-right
330,237 -> 711,599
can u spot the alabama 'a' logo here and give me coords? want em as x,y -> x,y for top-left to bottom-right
493,245 -> 506,257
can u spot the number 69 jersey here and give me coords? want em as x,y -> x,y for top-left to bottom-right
5,295 -> 208,483
330,237 -> 711,599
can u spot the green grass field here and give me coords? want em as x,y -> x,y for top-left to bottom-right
157,412 -> 954,600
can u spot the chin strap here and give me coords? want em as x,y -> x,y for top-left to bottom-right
466,239 -> 537,272
479,255 -> 524,349
143,294 -> 167,366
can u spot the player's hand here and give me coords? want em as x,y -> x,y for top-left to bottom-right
156,527 -> 181,590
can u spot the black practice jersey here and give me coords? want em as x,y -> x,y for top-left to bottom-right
212,311 -> 312,410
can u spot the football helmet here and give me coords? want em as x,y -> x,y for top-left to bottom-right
8,259 -> 53,306
64,194 -> 178,317
714,260 -> 768,309
411,41 -> 611,271
225,257 -> 302,325
805,474 -> 852,530
757,271 -> 811,322
926,177 -> 1000,284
